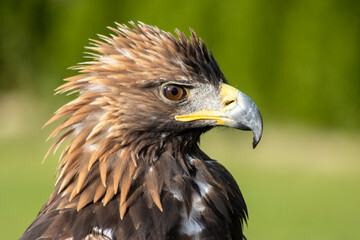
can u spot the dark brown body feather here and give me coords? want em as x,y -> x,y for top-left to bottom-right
22,143 -> 247,239
21,22 -> 253,240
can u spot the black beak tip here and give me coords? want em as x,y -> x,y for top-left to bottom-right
252,138 -> 260,149
251,122 -> 263,149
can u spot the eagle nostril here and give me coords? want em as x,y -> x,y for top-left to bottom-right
224,99 -> 235,107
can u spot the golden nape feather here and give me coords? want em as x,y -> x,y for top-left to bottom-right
21,22 -> 262,240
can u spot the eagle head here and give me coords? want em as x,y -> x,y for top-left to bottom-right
50,22 -> 262,148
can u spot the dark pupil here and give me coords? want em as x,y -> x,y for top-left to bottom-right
170,87 -> 178,96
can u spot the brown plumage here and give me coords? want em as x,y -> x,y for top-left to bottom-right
21,22 -> 263,240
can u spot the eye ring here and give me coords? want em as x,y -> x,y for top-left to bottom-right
162,84 -> 187,101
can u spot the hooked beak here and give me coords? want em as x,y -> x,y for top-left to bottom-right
175,83 -> 263,148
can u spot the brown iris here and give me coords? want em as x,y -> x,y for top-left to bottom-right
163,84 -> 187,101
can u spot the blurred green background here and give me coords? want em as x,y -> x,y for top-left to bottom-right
0,0 -> 359,239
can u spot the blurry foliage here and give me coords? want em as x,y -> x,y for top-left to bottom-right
0,0 -> 359,129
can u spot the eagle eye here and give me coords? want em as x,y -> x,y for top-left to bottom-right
162,84 -> 187,101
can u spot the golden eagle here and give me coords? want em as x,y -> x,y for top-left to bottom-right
21,22 -> 263,240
